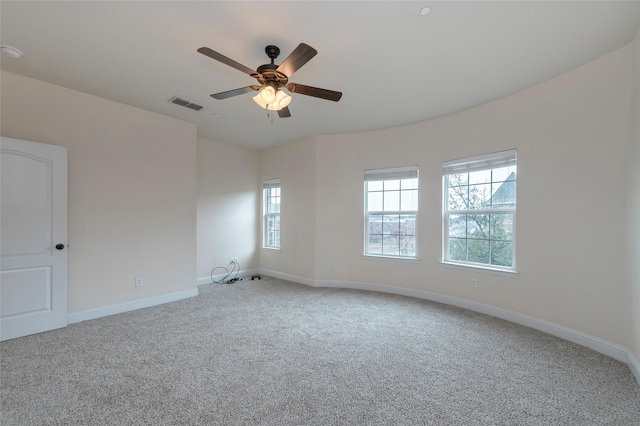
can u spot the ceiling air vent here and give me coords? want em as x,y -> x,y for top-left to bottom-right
168,96 -> 205,111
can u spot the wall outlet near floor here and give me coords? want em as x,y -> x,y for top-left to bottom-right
470,279 -> 478,288
135,276 -> 144,287
229,257 -> 238,264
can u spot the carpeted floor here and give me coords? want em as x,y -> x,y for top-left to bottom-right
2,276 -> 639,425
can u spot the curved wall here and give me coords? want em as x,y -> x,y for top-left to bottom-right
261,44 -> 634,352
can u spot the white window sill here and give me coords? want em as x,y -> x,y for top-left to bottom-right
262,247 -> 281,252
363,254 -> 420,263
440,261 -> 519,278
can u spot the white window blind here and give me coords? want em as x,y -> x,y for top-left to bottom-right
263,178 -> 281,189
443,150 -> 516,175
365,166 -> 418,181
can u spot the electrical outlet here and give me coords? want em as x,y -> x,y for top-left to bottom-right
331,263 -> 337,271
229,257 -> 238,264
470,279 -> 478,288
135,276 -> 144,287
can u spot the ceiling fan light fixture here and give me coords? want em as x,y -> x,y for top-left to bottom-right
252,94 -> 268,109
274,90 -> 292,109
258,83 -> 277,104
253,89 -> 291,111
1,45 -> 22,58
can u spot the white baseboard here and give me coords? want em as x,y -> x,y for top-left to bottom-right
197,268 -> 258,286
258,268 -> 316,287
259,269 -> 632,367
68,287 -> 199,324
628,349 -> 640,384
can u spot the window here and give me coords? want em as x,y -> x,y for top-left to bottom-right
443,150 -> 517,271
263,179 -> 280,249
365,166 -> 418,258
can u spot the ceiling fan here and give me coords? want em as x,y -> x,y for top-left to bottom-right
197,43 -> 342,118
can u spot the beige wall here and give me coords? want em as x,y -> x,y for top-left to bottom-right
629,30 -> 640,361
261,45 -> 634,348
259,137 -> 317,279
197,137 -> 259,280
1,71 -> 197,313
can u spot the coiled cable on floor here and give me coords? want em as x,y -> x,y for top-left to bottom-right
210,261 -> 241,284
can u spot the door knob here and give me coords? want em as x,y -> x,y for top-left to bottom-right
55,244 -> 65,250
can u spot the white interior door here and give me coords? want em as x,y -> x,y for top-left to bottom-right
1,137 -> 68,341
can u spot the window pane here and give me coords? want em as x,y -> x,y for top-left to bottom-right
448,186 -> 468,210
382,215 -> 400,235
491,241 -> 512,267
266,194 -> 280,213
448,173 -> 468,187
399,215 -> 416,236
382,235 -> 399,255
265,214 -> 280,248
367,192 -> 383,212
468,183 -> 491,209
449,238 -> 467,262
384,190 -> 400,211
368,234 -> 382,254
368,215 -> 382,236
490,214 -> 513,241
384,180 -> 400,191
469,169 -> 491,185
492,166 -> 517,183
467,239 -> 490,264
368,181 -> 383,191
467,214 -> 489,239
490,181 -> 516,209
449,214 -> 466,238
400,189 -> 418,211
401,178 -> 418,190
399,236 -> 416,256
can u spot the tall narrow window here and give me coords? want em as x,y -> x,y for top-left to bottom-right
365,166 -> 418,258
443,150 -> 517,271
263,179 -> 281,249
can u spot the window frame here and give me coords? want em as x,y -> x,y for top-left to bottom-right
442,150 -> 517,272
262,178 -> 281,250
364,166 -> 419,260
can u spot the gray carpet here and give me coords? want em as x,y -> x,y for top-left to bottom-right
2,276 -> 639,425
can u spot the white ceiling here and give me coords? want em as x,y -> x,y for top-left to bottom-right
1,1 -> 639,150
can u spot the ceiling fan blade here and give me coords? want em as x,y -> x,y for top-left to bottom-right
277,106 -> 291,118
198,47 -> 257,77
276,43 -> 317,78
210,86 -> 257,100
286,83 -> 342,102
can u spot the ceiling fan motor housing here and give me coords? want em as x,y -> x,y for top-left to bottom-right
257,59 -> 288,88
265,45 -> 280,60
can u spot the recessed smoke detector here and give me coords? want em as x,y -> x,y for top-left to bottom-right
420,6 -> 432,16
168,96 -> 205,111
1,45 -> 23,59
